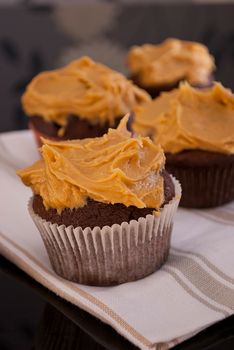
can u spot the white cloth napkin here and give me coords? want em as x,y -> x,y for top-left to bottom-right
0,130 -> 234,350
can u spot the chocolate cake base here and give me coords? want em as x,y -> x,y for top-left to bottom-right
33,170 -> 175,229
131,75 -> 214,98
29,114 -> 125,144
166,150 -> 234,208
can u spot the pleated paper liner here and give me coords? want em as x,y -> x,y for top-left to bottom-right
28,177 -> 181,286
166,163 -> 234,208
28,121 -> 59,148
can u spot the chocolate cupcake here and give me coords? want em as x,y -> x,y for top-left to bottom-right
22,56 -> 151,145
127,38 -> 215,97
17,116 -> 181,286
134,82 -> 234,208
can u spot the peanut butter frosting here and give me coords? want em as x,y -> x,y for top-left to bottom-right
22,56 -> 151,129
127,38 -> 215,87
17,116 -> 166,212
134,82 -> 234,154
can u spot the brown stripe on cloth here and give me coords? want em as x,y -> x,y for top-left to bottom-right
172,248 -> 234,285
162,266 -> 229,317
192,207 -> 234,226
167,254 -> 234,312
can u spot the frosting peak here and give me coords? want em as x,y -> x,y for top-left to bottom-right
127,38 -> 215,86
22,56 -> 151,127
17,116 -> 165,211
134,82 -> 234,154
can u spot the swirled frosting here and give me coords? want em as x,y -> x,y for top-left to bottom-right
134,82 -> 234,154
17,116 -> 165,212
22,56 -> 151,128
127,38 -> 215,87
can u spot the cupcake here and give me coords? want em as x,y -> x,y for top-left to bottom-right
17,116 -> 181,286
127,38 -> 215,97
134,82 -> 234,208
22,56 -> 151,146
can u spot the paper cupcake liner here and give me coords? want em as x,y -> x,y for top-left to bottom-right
29,121 -> 59,148
28,177 -> 181,286
166,163 -> 234,208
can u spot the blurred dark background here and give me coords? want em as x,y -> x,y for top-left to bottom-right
0,2 -> 234,133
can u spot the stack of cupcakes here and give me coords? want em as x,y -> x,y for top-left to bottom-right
17,37 -> 233,287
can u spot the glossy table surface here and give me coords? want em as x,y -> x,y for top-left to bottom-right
1,3 -> 234,349
1,255 -> 234,350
